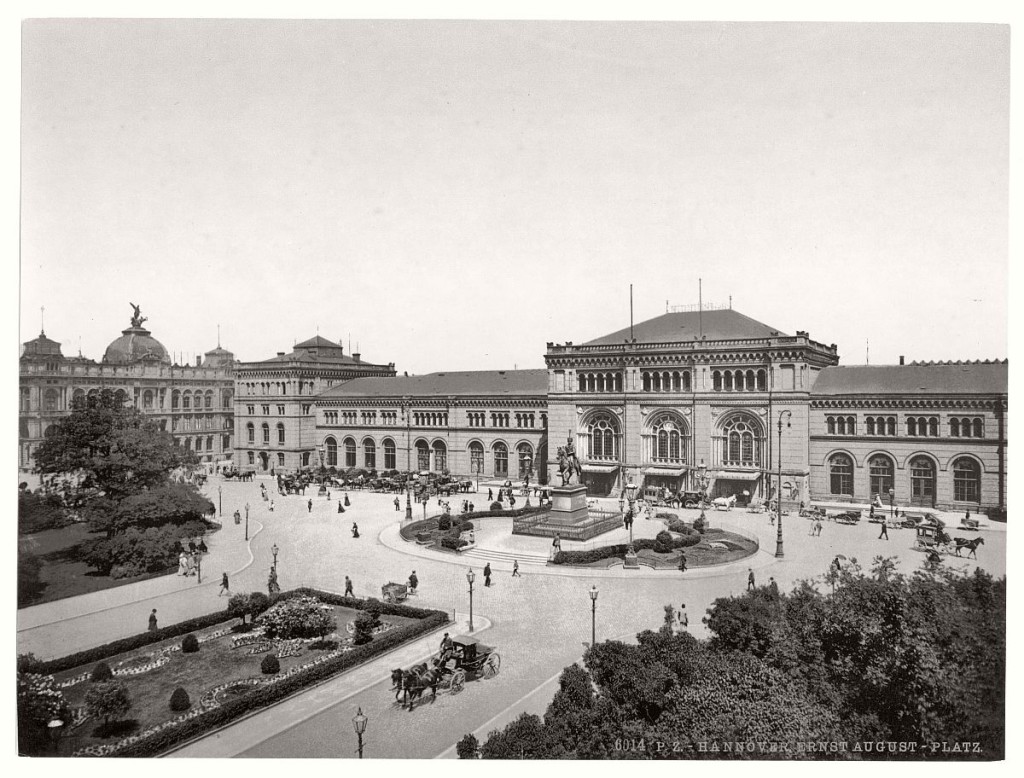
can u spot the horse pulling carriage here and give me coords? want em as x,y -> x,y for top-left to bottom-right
390,635 -> 501,710
913,525 -> 985,559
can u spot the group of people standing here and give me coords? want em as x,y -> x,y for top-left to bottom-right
176,544 -> 206,577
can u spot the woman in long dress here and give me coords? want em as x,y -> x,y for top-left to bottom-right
178,551 -> 188,576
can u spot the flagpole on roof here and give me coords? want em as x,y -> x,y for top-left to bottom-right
699,279 -> 703,339
630,284 -> 634,341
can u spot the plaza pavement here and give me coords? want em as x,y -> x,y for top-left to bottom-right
16,476 -> 1006,758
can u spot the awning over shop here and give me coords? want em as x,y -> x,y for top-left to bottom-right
582,463 -> 619,473
645,467 -> 686,477
715,470 -> 762,481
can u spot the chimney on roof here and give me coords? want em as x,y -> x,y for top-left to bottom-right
196,355 -> 202,367
899,356 -> 905,365
277,352 -> 285,357
353,352 -> 361,362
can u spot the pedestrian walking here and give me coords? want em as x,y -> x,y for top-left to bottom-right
769,577 -> 780,597
338,500 -> 345,513
678,551 -> 688,572
269,499 -> 275,512
351,522 -> 360,538
483,562 -> 492,587
678,604 -> 689,631
488,488 -> 494,502
307,499 -> 313,513
178,551 -> 188,576
344,575 -> 354,597
394,496 -> 400,511
148,609 -> 158,632
747,568 -> 755,591
344,492 -> 351,507
408,570 -> 418,594
327,489 -> 331,501
814,520 -> 823,536
878,520 -> 889,540
512,560 -> 520,577
219,572 -> 230,596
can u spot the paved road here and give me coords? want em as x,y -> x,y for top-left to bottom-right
18,477 -> 1005,758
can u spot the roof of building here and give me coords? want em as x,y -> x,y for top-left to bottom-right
21,331 -> 63,358
103,325 -> 171,365
254,335 -> 388,367
318,369 -> 549,399
584,309 -> 787,346
812,362 -> 1008,396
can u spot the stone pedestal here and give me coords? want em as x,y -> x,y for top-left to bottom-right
623,548 -> 639,569
547,484 -> 590,525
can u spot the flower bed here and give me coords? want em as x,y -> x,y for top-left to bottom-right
36,588 -> 447,758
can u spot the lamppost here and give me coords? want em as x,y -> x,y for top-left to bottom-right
775,410 -> 792,558
466,568 -> 476,632
271,542 -> 279,572
589,585 -> 598,647
524,455 -> 533,507
317,444 -> 327,495
620,479 -> 639,568
352,706 -> 368,759
218,485 -> 222,517
196,550 -> 202,584
403,397 -> 413,520
696,460 -> 711,523
245,502 -> 250,542
888,487 -> 895,525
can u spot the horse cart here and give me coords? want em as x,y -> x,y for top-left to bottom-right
381,582 -> 408,604
391,635 -> 501,710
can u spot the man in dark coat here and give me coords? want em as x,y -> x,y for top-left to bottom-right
747,568 -> 755,591
307,499 -> 313,513
483,563 -> 492,587
148,609 -> 158,631
344,576 -> 354,597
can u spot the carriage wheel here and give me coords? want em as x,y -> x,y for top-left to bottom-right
345,621 -> 355,635
450,670 -> 466,694
482,653 -> 501,678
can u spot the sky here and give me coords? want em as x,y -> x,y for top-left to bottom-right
19,20 -> 1010,373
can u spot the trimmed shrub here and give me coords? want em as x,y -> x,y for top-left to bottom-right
260,654 -> 281,675
91,661 -> 114,682
438,516 -> 452,531
352,612 -> 376,645
169,687 -> 191,712
440,536 -> 468,551
694,515 -> 707,534
460,521 -> 474,532
181,633 -> 200,653
490,501 -> 503,510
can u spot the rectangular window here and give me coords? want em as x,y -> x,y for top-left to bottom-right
277,453 -> 285,467
302,404 -> 311,415
247,405 -> 255,415
262,405 -> 270,415
277,405 -> 285,415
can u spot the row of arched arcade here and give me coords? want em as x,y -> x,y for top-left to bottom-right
822,450 -> 987,508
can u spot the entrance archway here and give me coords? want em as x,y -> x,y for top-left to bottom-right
259,451 -> 270,472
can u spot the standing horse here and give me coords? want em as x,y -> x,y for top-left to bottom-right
953,536 -> 985,558
712,494 -> 736,511
397,663 -> 441,710
556,446 -> 582,487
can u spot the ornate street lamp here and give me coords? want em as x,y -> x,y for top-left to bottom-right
888,487 -> 895,525
218,484 -> 222,517
622,479 -> 640,569
466,568 -> 476,632
352,706 -> 368,759
271,542 -> 279,572
589,585 -> 599,647
245,502 -> 250,542
317,444 -> 327,495
696,460 -> 710,522
403,398 -> 413,520
775,410 -> 792,558
524,455 -> 533,507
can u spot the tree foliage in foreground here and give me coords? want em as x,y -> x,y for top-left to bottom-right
478,559 -> 1004,760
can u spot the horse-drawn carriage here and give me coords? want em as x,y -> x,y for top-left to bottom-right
831,510 -> 861,525
913,524 -> 985,559
391,635 -> 501,710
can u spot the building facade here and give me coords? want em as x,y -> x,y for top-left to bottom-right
19,313 -> 236,469
314,370 -> 548,482
233,337 -> 396,473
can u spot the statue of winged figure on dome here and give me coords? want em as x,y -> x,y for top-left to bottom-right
129,302 -> 148,328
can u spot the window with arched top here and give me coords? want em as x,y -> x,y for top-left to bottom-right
205,392 -> 213,409
909,456 -> 936,505
587,412 -> 620,461
143,390 -> 154,409
868,454 -> 894,499
261,423 -> 270,444
415,440 -> 430,471
469,441 -> 484,475
364,439 -> 376,469
952,457 -> 981,503
517,442 -> 534,478
650,414 -> 687,464
344,437 -> 357,468
722,414 -> 761,466
325,437 -> 338,466
712,371 -> 722,391
277,423 -> 285,445
973,418 -> 983,438
907,417 -> 917,436
183,394 -> 191,410
432,441 -> 447,472
829,453 -> 853,495
493,441 -> 508,477
247,422 -> 255,443
949,418 -> 961,437
382,439 -> 396,470
248,451 -> 255,465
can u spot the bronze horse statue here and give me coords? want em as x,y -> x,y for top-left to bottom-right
556,445 -> 582,487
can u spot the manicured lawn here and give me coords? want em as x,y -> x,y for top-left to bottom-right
52,603 -> 419,755
18,525 -> 176,607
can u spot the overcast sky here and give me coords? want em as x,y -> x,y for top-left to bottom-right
20,20 -> 1009,373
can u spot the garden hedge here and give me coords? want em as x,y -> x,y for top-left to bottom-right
552,533 -> 700,566
29,587 -> 447,675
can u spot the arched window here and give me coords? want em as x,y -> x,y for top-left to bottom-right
829,453 -> 853,495
723,414 -> 761,466
650,414 -> 686,463
207,436 -> 214,451
364,439 -> 376,469
143,390 -> 154,409
757,369 -> 767,391
469,442 -> 484,475
868,454 -> 894,500
205,392 -> 213,409
746,370 -> 756,391
344,437 -> 357,468
383,439 -> 396,470
952,457 -> 981,503
587,412 -> 619,461
682,371 -> 692,392
517,443 -> 534,479
172,391 -> 180,410
325,437 -> 338,466
909,456 -> 936,505
183,394 -> 191,410
712,371 -> 722,391
247,423 -> 255,444
836,417 -> 846,435
43,388 -> 59,411
973,418 -> 984,438
432,441 -> 447,472
195,437 -> 203,452
275,423 -> 284,445
866,417 -> 876,435
183,438 -> 192,451
416,440 -> 430,471
578,374 -> 586,392
928,418 -> 938,437
248,451 -> 255,465
886,417 -> 896,436
949,418 -> 960,437
493,442 -> 508,477
724,371 -> 733,391
262,423 -> 270,444
827,417 -> 836,435
907,417 -> 917,436
642,373 -> 651,392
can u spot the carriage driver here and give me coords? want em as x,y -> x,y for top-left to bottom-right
438,632 -> 454,666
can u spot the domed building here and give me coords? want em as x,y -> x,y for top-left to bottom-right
19,305 -> 237,471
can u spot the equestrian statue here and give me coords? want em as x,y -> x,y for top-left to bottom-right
557,434 -> 583,487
